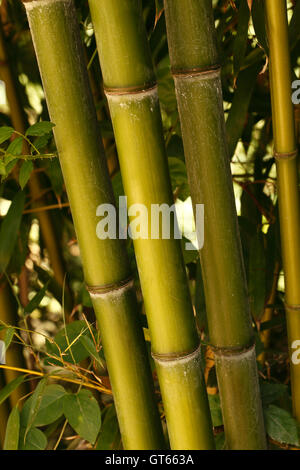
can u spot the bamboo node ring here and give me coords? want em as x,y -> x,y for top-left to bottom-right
210,340 -> 255,357
104,82 -> 158,96
86,276 -> 134,297
285,302 -> 300,312
151,343 -> 201,364
171,64 -> 221,78
274,149 -> 298,161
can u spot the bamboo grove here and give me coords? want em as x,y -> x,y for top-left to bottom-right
0,0 -> 298,451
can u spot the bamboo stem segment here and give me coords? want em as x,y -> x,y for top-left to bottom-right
163,0 -> 266,449
24,0 -> 164,450
265,0 -> 300,421
89,0 -> 214,449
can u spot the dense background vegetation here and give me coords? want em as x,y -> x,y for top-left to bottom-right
0,0 -> 299,450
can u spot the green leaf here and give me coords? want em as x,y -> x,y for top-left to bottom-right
0,126 -> 14,144
208,394 -> 223,427
45,158 -> 64,195
289,1 -> 300,49
4,407 -> 20,450
21,385 -> 66,428
168,157 -> 189,201
215,432 -> 226,450
226,62 -> 261,159
0,160 -> 6,176
233,1 -> 250,77
251,0 -> 268,53
19,160 -> 33,189
4,327 -> 15,350
25,378 -> 47,439
248,232 -> 266,320
63,389 -> 101,444
45,320 -> 98,366
80,335 -> 105,369
0,191 -> 25,273
260,382 -> 288,407
19,427 -> 47,450
24,281 -> 50,315
95,405 -> 120,450
7,136 -> 23,156
0,375 -> 26,405
264,405 -> 300,446
34,133 -> 52,151
25,121 -> 55,137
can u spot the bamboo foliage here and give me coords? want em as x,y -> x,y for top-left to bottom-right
163,0 -> 266,449
24,0 -> 164,450
265,0 -> 300,421
89,0 -> 215,450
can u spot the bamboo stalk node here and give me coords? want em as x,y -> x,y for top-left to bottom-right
86,276 -> 134,298
104,83 -> 157,96
171,64 -> 221,79
151,343 -> 201,364
285,302 -> 300,312
23,0 -> 68,8
274,149 -> 298,161
211,340 -> 255,357
0,59 -> 8,66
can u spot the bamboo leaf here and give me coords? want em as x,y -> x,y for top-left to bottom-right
260,382 -> 288,407
80,335 -> 105,368
63,389 -> 101,444
19,160 -> 34,189
248,232 -> 266,320
34,133 -> 52,151
226,62 -> 261,159
19,427 -> 47,450
288,0 -> 300,49
4,407 -> 20,450
95,405 -> 120,450
7,136 -> 23,156
0,126 -> 14,144
24,281 -> 50,315
251,0 -> 268,53
4,327 -> 15,350
0,375 -> 26,405
208,394 -> 223,427
264,405 -> 300,446
25,378 -> 47,439
21,384 -> 66,427
45,320 -> 97,366
0,190 -> 25,273
25,121 -> 55,137
233,1 -> 250,77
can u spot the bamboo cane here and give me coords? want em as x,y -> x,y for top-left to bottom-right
89,0 -> 214,450
163,0 -> 266,449
265,0 -> 300,421
0,20 -> 66,291
23,0 -> 165,450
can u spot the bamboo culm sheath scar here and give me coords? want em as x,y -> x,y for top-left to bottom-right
89,0 -> 215,450
163,0 -> 266,449
23,0 -> 165,450
265,0 -> 300,421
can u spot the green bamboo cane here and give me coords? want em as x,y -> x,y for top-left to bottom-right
89,0 -> 214,450
265,0 -> 300,421
163,0 -> 266,449
23,0 -> 165,450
